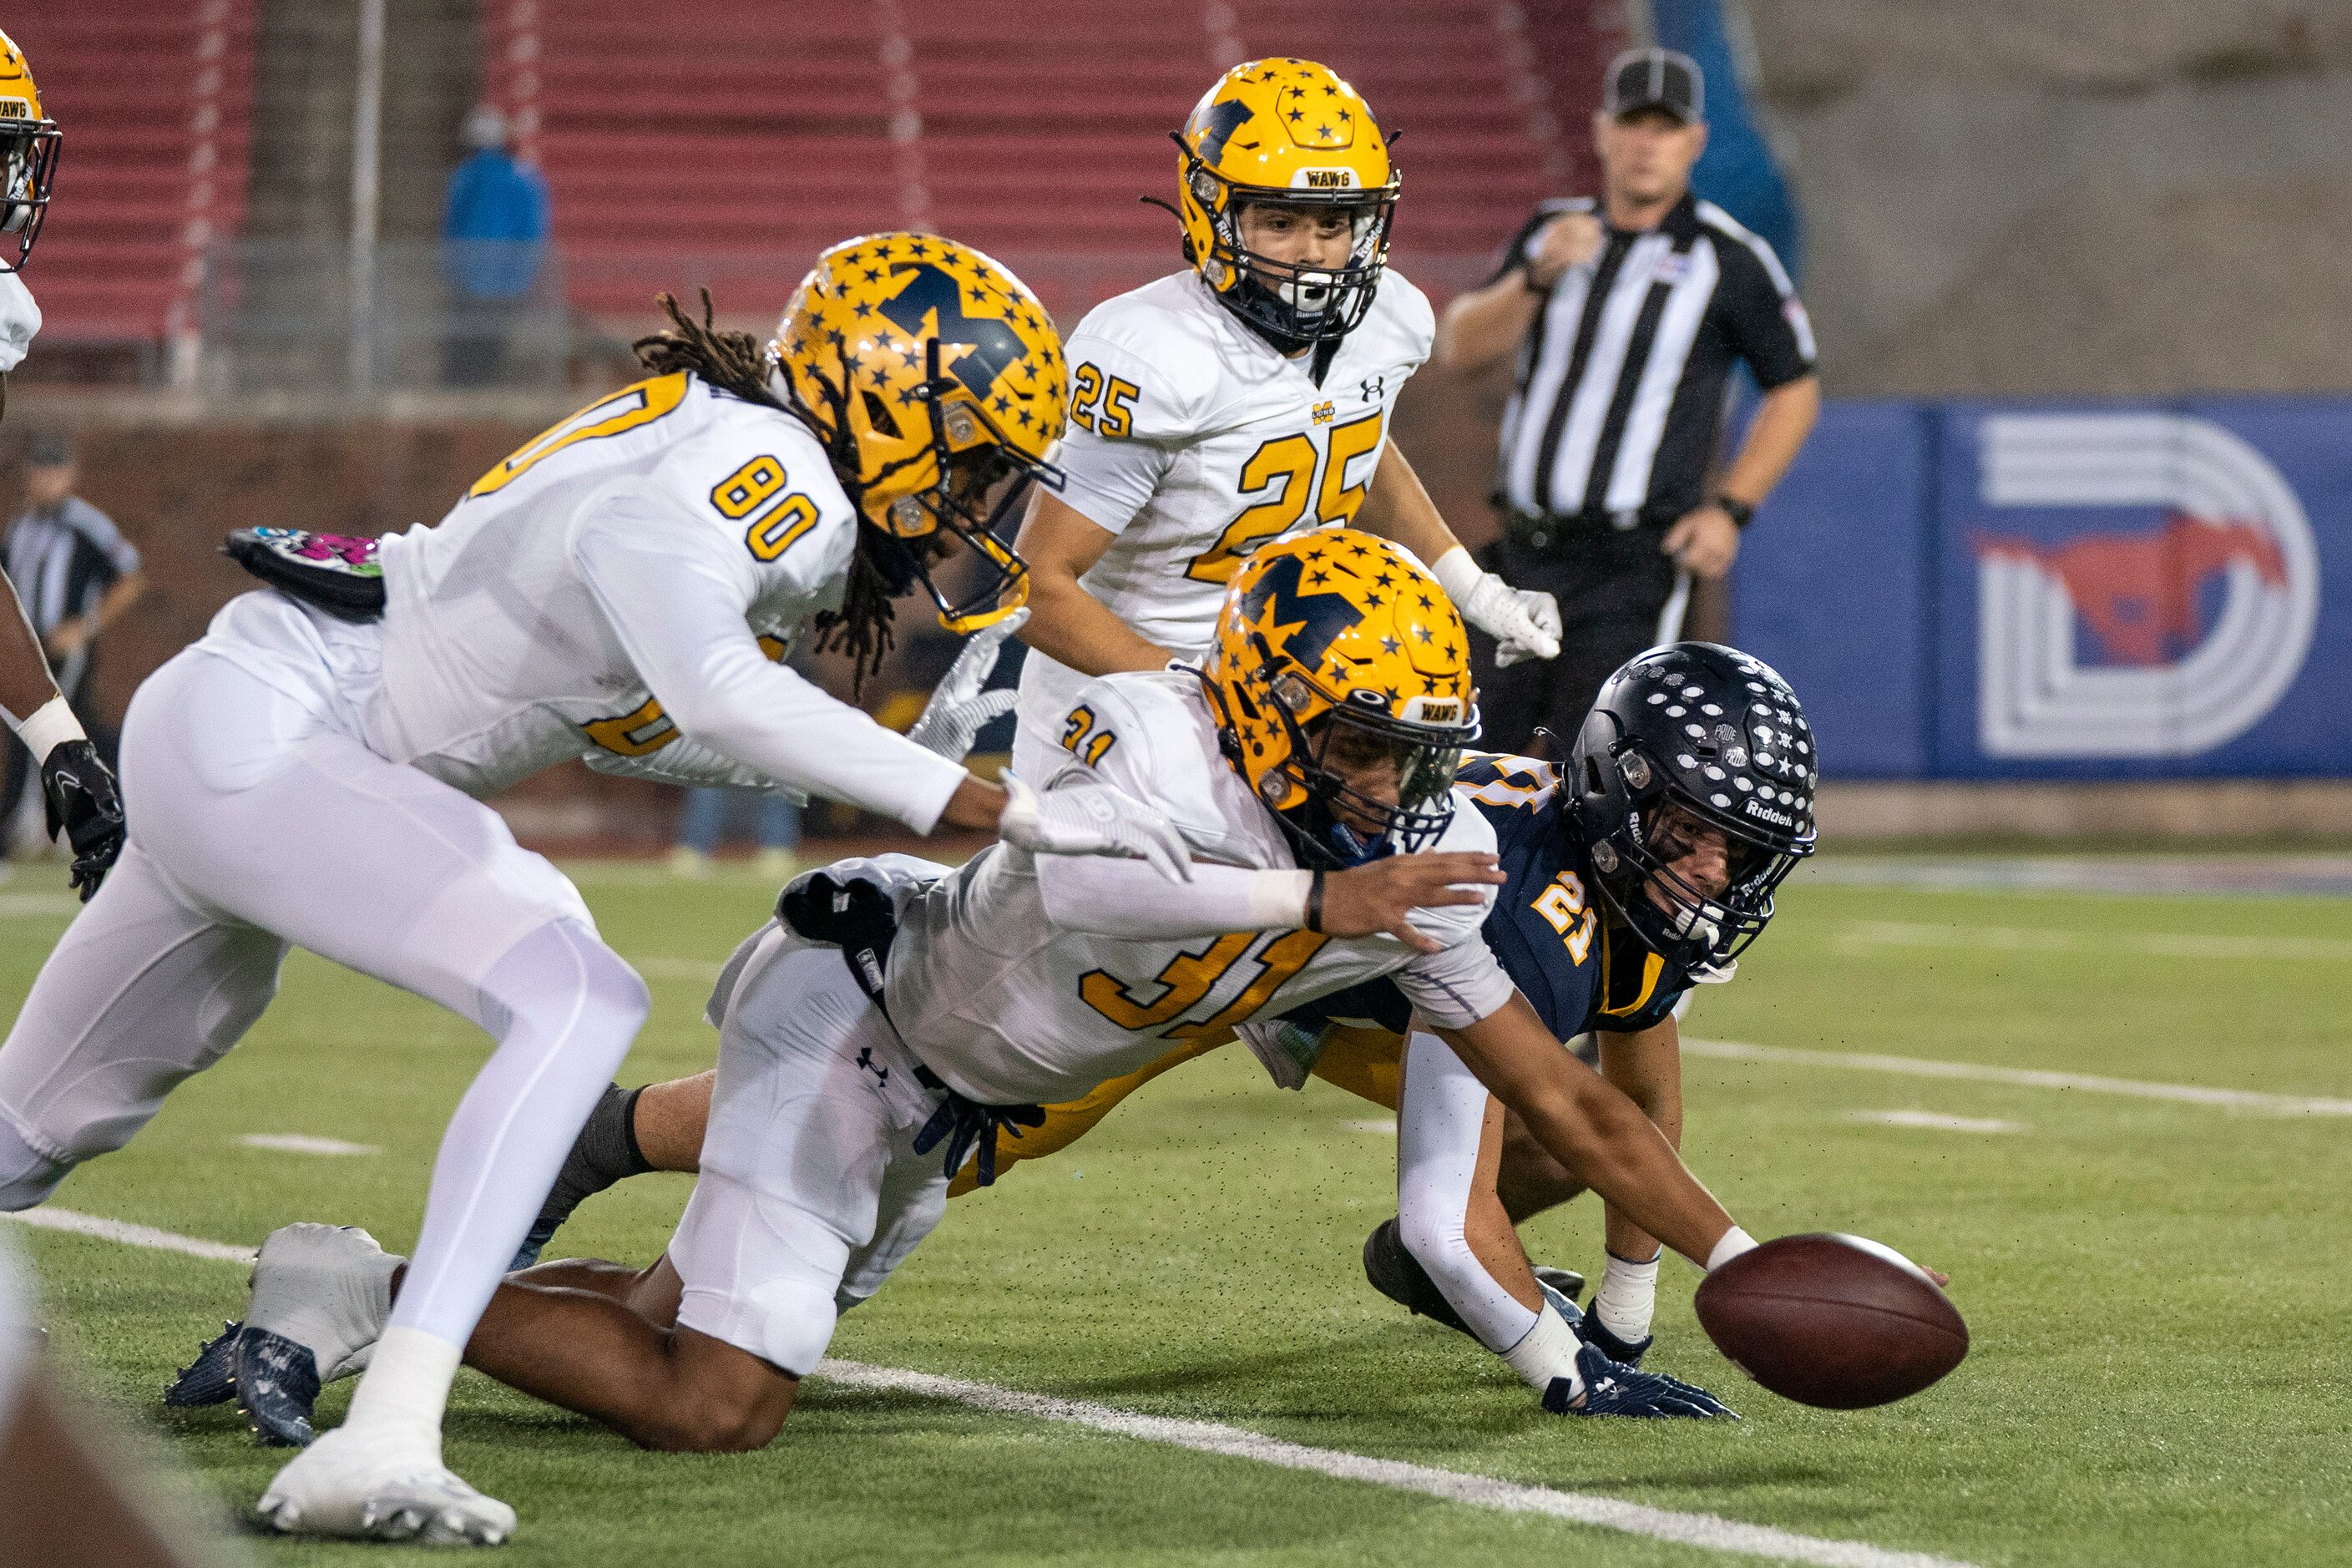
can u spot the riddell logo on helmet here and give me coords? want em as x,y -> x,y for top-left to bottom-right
1743,798 -> 1793,827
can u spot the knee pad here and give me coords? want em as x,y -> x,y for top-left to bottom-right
0,1111 -> 72,1211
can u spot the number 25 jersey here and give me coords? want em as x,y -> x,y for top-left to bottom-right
1013,268 -> 1434,746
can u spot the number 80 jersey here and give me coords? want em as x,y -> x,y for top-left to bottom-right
1014,267 -> 1434,749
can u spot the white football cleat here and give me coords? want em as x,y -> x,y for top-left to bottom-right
256,1421 -> 515,1545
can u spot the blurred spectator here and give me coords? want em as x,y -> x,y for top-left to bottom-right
441,105 -> 550,387
2,432 -> 141,857
1434,48 -> 1819,751
670,788 -> 801,880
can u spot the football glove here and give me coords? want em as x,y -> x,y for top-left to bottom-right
907,608 -> 1027,764
40,737 -> 125,901
997,771 -> 1192,884
1543,1341 -> 1735,1419
1430,547 -> 1560,667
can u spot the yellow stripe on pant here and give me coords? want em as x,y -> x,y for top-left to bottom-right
946,1025 -> 1405,1197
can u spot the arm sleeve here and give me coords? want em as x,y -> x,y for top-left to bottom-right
1037,852 -> 1309,939
570,484 -> 968,833
582,734 -> 803,799
1716,232 -> 1816,389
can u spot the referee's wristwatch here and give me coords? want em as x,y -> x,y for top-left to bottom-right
1712,495 -> 1756,529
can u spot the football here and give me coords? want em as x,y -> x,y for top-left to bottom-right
1694,1234 -> 1969,1409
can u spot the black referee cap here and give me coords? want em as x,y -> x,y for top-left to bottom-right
1603,47 -> 1704,124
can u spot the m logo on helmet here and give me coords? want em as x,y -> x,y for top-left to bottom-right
1192,98 -> 1256,167
1239,551 -> 1365,676
877,263 -> 1026,402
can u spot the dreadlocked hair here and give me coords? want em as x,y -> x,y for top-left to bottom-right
634,290 -> 907,697
631,291 -> 786,410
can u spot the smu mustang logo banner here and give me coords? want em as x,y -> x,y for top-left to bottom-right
1969,413 -> 2319,759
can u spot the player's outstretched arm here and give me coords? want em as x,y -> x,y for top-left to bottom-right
1036,848 -> 1503,946
2,569 -> 127,901
1436,994 -> 1737,1269
0,567 -> 59,725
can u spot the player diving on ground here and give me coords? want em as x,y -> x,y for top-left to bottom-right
516,644 -> 1818,1411
180,531 -> 1792,1468
0,235 -> 1195,1545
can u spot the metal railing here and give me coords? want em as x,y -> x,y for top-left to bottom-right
194,239 -> 573,394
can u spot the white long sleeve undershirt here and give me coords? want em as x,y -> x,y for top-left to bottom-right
570,492 -> 966,833
1037,852 -> 1313,940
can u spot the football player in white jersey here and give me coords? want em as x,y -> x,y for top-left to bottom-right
1010,58 -> 1562,785
189,532 -> 1765,1469
0,235 -> 1193,1545
0,29 -> 126,902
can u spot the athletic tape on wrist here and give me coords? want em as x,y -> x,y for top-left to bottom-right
9,695 -> 84,765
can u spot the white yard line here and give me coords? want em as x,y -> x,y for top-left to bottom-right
1846,1111 -> 2026,1135
630,955 -> 726,981
238,1133 -> 381,1156
1836,920 -> 2352,963
2,1206 -> 256,1263
819,1358 -> 1975,1568
8,1207 -> 1975,1568
1685,1038 -> 2352,1116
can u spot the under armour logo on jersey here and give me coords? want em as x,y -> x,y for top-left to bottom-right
1360,375 -> 1385,403
878,263 -> 1026,402
856,1046 -> 888,1086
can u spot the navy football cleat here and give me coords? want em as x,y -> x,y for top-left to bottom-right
230,1325 -> 326,1447
1573,1311 -> 1655,1368
1543,1341 -> 1736,1419
163,1320 -> 243,1408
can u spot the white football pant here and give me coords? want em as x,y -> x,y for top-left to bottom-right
0,637 -> 649,1351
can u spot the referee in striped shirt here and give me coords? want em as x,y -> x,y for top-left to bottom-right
1435,47 -> 1820,750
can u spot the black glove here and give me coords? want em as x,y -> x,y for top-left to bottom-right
40,737 -> 126,902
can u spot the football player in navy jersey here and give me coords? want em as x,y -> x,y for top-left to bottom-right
248,642 -> 1812,1416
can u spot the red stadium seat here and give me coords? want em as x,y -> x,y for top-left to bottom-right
9,1 -> 258,349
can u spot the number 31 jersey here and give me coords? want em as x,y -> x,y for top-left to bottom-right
1014,268 -> 1434,747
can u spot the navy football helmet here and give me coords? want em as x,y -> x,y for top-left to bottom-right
1566,643 -> 1817,976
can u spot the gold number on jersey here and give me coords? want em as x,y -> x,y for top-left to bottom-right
707,455 -> 821,563
1079,929 -> 1331,1036
582,634 -> 788,758
1533,871 -> 1596,965
468,372 -> 690,498
1070,362 -> 1140,438
1184,410 -> 1383,584
1060,704 -> 1116,768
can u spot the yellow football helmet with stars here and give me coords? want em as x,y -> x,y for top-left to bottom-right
1173,58 -> 1401,346
0,29 -> 60,271
1201,529 -> 1479,867
768,233 -> 1067,632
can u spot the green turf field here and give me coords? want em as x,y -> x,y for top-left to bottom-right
4,854 -> 2349,1566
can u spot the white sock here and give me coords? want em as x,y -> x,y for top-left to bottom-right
341,1326 -> 461,1450
1500,1303 -> 1583,1395
1706,1226 -> 1759,1272
1595,1250 -> 1661,1343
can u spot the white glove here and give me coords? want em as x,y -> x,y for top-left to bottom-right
1431,545 -> 1560,667
906,608 -> 1028,762
998,771 -> 1193,884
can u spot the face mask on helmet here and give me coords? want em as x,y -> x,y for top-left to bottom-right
1184,159 -> 1398,346
803,336 -> 1065,635
1574,726 -> 1808,977
0,117 -> 59,269
1257,655 -> 1473,868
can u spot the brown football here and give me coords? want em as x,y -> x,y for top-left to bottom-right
1693,1233 -> 1967,1409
